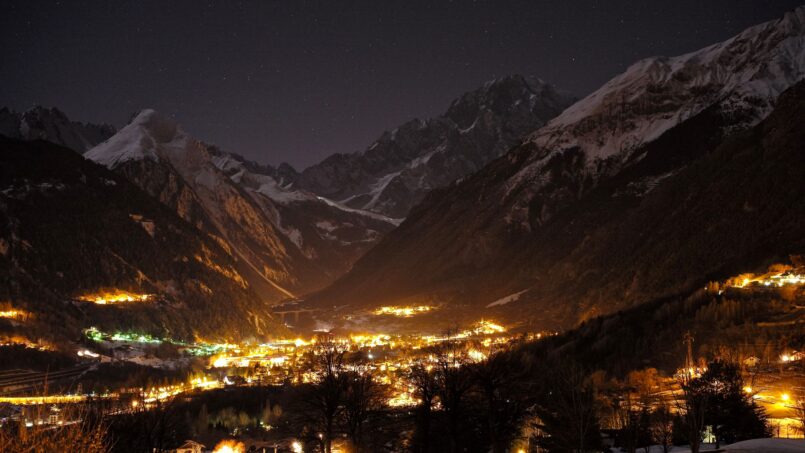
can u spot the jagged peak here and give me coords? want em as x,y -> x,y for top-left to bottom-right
449,74 -> 553,109
126,109 -> 180,140
4,105 -> 115,132
777,4 -> 804,34
24,105 -> 69,120
331,74 -> 570,159
86,108 -> 183,168
482,74 -> 546,90
445,74 -> 572,128
277,162 -> 297,174
0,105 -> 116,152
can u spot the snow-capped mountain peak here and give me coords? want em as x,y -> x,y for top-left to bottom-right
531,5 -> 805,163
85,109 -> 185,168
492,5 -> 805,229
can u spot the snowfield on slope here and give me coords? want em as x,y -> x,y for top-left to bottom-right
532,6 -> 805,162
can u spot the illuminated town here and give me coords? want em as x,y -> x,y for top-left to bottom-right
2,299 -> 805,450
7,262 -> 805,452
0,262 -> 803,453
723,265 -> 805,290
9,319 -> 532,408
78,291 -> 155,305
0,316 -> 554,450
372,305 -> 435,317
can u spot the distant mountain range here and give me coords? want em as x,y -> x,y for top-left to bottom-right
293,75 -> 575,218
303,6 -> 805,331
1,74 -> 573,306
0,106 -> 115,152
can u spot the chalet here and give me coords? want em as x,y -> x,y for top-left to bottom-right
161,440 -> 204,453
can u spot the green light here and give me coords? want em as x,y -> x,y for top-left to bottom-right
83,327 -> 229,356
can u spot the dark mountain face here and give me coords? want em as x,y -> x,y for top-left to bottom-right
0,137 -> 286,342
302,7 -> 805,331
0,106 -> 115,153
294,75 -> 575,218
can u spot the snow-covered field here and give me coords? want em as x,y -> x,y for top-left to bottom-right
611,439 -> 805,453
721,439 -> 805,452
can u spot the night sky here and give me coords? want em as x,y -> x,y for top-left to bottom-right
1,1 -> 801,169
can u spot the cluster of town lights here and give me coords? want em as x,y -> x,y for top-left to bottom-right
0,309 -> 26,319
76,320 -> 531,409
78,290 -> 153,305
212,439 -> 245,453
726,265 -> 805,289
0,335 -> 50,350
127,377 -> 221,407
0,320 -> 562,434
372,305 -> 434,317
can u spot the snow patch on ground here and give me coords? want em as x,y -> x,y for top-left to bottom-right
317,196 -> 403,226
315,220 -> 338,232
721,438 -> 805,452
409,144 -> 445,169
613,170 -> 678,198
486,289 -> 528,308
459,116 -> 480,134
194,167 -> 219,190
285,227 -> 304,249
210,153 -> 242,173
253,174 -> 309,204
611,439 -> 805,453
364,170 -> 402,211
99,341 -> 191,370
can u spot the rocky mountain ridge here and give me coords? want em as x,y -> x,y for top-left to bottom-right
0,106 -> 115,153
294,75 -> 575,218
85,110 -> 396,302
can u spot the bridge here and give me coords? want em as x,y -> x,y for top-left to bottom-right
272,308 -> 317,325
